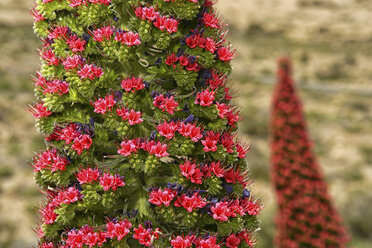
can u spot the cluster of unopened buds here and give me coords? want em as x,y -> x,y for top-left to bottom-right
32,149 -> 70,173
165,53 -> 200,72
76,168 -> 125,191
135,6 -> 179,34
118,139 -> 169,158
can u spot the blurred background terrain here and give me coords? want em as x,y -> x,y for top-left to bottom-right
0,0 -> 371,247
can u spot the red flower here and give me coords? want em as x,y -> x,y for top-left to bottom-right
76,168 -> 100,184
201,137 -> 218,152
105,219 -> 132,241
121,76 -> 145,92
211,202 -> 232,221
180,161 -> 196,178
126,109 -> 143,125
29,103 -> 52,119
225,234 -> 241,248
210,162 -> 224,177
171,236 -> 192,248
71,134 -> 92,155
154,95 -> 179,115
67,35 -> 86,52
217,47 -> 236,62
115,31 -> 141,46
174,192 -> 207,213
157,121 -> 179,139
40,49 -> 59,65
93,95 -> 116,114
195,89 -> 215,106
99,173 -> 125,191
133,224 -> 156,246
40,205 -> 57,225
165,53 -> 179,66
93,26 -> 113,42
154,17 -> 179,34
197,236 -> 220,248
62,187 -> 81,204
142,6 -> 159,21
203,12 -> 221,29
63,55 -> 84,70
31,8 -> 45,22
149,142 -> 169,158
118,140 -> 138,157
149,188 -> 177,206
65,229 -> 84,248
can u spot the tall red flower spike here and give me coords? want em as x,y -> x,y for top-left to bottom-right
270,57 -> 350,248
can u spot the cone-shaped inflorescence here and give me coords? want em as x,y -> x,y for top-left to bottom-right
270,57 -> 349,248
30,0 -> 261,247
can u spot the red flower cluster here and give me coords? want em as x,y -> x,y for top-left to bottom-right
217,47 -> 236,62
41,187 -> 82,225
116,107 -> 143,125
63,55 -> 85,70
216,103 -> 241,126
202,12 -> 221,29
34,74 -> 69,96
271,58 -> 349,247
165,53 -> 200,72
66,0 -> 111,8
61,220 -> 159,248
76,168 -> 125,191
157,121 -> 203,141
32,149 -> 70,173
164,0 -> 198,3
31,8 -> 45,22
195,89 -> 216,106
179,160 -> 249,187
210,198 -> 261,222
152,94 -> 179,115
29,103 -> 52,119
92,26 -> 113,42
186,34 -> 218,54
120,76 -> 145,92
135,6 -> 179,34
77,64 -> 104,80
118,139 -> 169,158
115,31 -> 141,46
40,49 -> 59,65
93,94 -> 116,114
67,34 -> 86,53
99,173 -> 125,191
207,71 -> 227,89
133,224 -> 160,246
149,188 -> 207,213
58,124 -> 93,155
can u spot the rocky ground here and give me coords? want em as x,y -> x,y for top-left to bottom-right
0,0 -> 371,247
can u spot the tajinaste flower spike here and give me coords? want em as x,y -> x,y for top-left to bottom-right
30,0 -> 260,247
